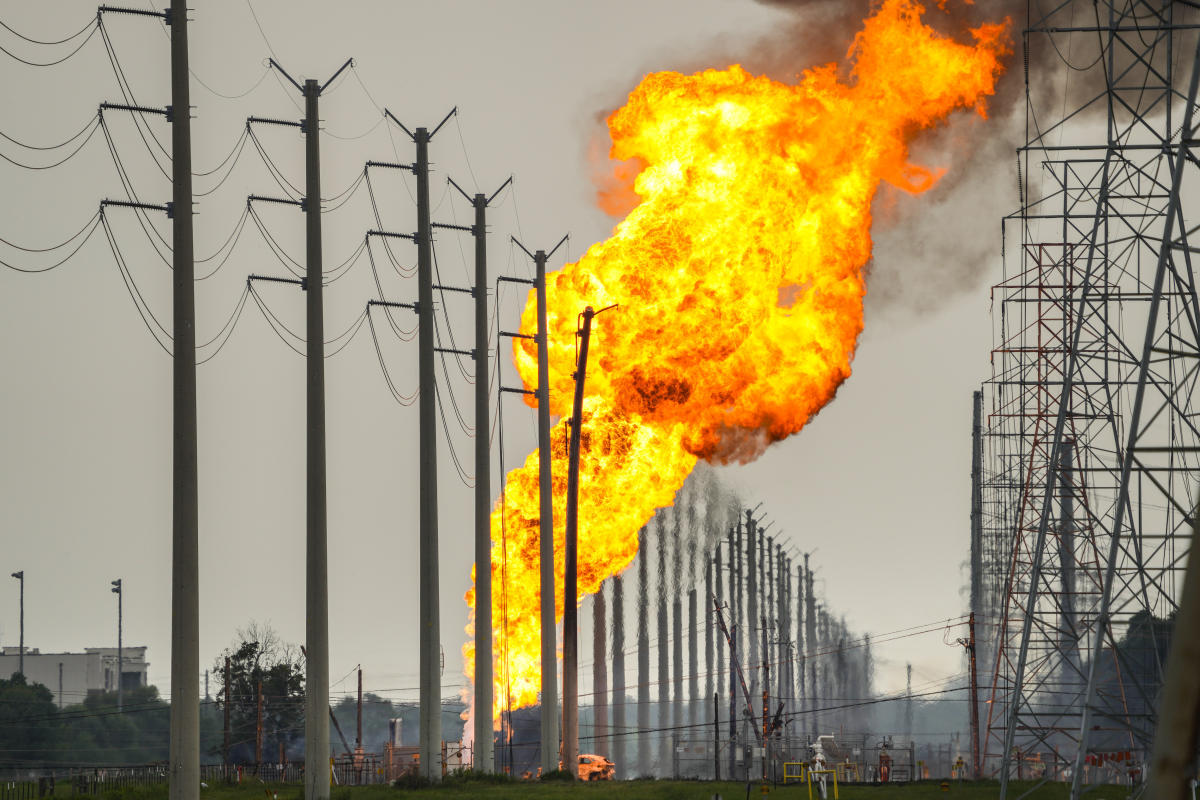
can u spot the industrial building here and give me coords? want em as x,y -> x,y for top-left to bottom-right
0,646 -> 149,707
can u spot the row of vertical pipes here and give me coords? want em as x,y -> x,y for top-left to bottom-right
576,484 -> 873,779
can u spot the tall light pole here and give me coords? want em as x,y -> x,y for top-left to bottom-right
112,579 -> 123,712
9,572 -> 22,678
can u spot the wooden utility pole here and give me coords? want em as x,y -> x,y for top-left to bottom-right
256,681 -> 264,766
223,657 -> 231,769
967,613 -> 981,779
562,305 -> 597,778
713,693 -> 721,781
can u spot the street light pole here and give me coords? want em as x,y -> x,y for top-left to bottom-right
10,572 -> 23,678
112,579 -> 123,711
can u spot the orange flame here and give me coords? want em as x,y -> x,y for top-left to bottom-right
465,0 -> 1009,719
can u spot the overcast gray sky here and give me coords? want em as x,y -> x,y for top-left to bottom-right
0,0 -> 1015,710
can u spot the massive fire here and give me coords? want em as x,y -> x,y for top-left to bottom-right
465,0 -> 1009,718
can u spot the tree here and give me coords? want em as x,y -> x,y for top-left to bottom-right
212,622 -> 305,764
61,685 -> 169,765
0,673 -> 60,764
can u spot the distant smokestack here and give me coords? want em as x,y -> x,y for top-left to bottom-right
637,526 -> 651,777
746,512 -> 758,701
688,587 -> 699,738
656,512 -> 670,776
593,582 -> 608,758
611,575 -> 625,779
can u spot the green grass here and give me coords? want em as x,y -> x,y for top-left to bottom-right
37,777 -> 1142,800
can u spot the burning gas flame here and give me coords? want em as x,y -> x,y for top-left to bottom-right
465,0 -> 1009,719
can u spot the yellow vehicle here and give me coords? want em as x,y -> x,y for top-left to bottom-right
576,754 -> 615,781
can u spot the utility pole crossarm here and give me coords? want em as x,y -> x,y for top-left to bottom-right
500,386 -> 536,396
100,101 -> 169,118
367,229 -> 418,243
248,115 -> 303,130
497,276 -> 536,287
101,199 -> 171,215
249,194 -> 305,210
367,299 -> 417,312
98,5 -> 167,19
248,273 -> 305,288
366,160 -> 414,173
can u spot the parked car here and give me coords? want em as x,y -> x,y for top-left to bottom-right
576,754 -> 615,781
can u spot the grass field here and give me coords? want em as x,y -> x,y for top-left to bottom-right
60,777 -> 1138,800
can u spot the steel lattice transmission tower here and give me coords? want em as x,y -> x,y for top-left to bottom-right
978,2 -> 1200,796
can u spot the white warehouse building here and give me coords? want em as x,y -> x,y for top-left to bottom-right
0,646 -> 149,707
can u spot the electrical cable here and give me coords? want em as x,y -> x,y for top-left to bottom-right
366,310 -> 418,407
364,171 -> 416,278
101,215 -> 173,355
435,381 -> 474,488
0,212 -> 101,273
430,238 -> 475,384
197,285 -> 251,365
320,168 -> 367,214
247,126 -> 303,199
1,111 -> 99,151
195,207 -> 251,281
247,205 -> 304,277
98,20 -> 171,166
194,128 -> 251,197
0,16 -> 95,46
248,283 -> 305,356
99,117 -> 173,267
0,20 -> 98,67
0,115 -> 101,171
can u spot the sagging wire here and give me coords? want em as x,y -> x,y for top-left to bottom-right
247,125 -> 303,199
366,309 -> 418,406
98,19 -> 171,167
0,114 -> 102,170
0,17 -> 99,67
100,213 -> 172,355
1,211 -> 102,273
365,170 -> 416,278
99,117 -> 173,267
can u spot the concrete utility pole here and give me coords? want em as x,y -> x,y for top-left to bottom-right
413,123 -> 441,783
167,2 -> 199,797
610,575 -> 625,778
450,175 -> 511,775
9,571 -> 22,677
967,613 -> 981,779
357,667 -> 363,752
563,305 -> 598,778
112,579 -> 123,711
535,248 -> 557,776
379,107 -> 458,781
511,235 -> 567,776
251,57 -> 353,798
